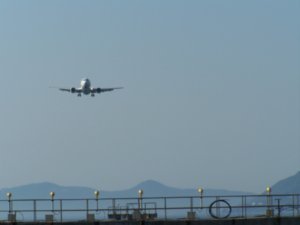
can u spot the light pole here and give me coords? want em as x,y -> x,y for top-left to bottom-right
6,192 -> 12,213
266,186 -> 272,217
6,192 -> 15,222
50,192 -> 55,212
94,190 -> 100,211
197,188 -> 204,209
138,189 -> 143,211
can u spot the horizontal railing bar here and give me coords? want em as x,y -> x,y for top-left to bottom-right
0,194 -> 298,202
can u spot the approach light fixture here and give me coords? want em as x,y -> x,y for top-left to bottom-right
266,186 -> 272,194
49,192 -> 55,200
6,192 -> 12,200
138,189 -> 144,198
94,190 -> 100,199
197,188 -> 204,194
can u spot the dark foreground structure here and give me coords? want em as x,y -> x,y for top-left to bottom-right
1,193 -> 299,225
2,217 -> 300,225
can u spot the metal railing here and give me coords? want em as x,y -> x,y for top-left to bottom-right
0,194 -> 299,222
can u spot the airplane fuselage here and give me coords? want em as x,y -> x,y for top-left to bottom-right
80,78 -> 92,95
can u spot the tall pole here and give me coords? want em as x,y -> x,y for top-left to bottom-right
6,192 -> 12,214
50,192 -> 55,213
198,188 -> 204,209
138,189 -> 143,211
94,190 -> 100,211
266,187 -> 272,217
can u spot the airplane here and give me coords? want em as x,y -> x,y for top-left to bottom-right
55,78 -> 123,97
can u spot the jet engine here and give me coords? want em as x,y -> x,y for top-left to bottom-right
96,88 -> 102,93
71,87 -> 76,93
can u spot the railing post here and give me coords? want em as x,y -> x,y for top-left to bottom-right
112,198 -> 116,215
33,200 -> 37,222
86,199 -> 89,217
297,194 -> 300,216
241,196 -> 247,218
60,199 -> 63,222
292,195 -> 296,217
244,196 -> 247,218
216,196 -> 220,218
190,197 -> 193,212
275,198 -> 281,218
164,197 -> 167,220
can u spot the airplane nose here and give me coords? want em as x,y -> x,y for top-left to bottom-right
80,78 -> 91,88
85,79 -> 91,86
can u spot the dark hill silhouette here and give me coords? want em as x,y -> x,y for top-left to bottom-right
270,171 -> 300,194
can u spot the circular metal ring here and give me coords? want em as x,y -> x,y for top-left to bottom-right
209,199 -> 232,219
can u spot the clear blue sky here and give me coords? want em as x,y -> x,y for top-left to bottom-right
0,0 -> 299,193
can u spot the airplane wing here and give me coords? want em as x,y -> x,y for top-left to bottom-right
101,87 -> 123,92
49,86 -> 82,93
59,88 -> 71,92
91,87 -> 123,93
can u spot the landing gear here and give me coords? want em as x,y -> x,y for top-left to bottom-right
77,93 -> 81,97
91,93 -> 95,97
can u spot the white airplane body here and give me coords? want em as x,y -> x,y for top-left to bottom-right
58,78 -> 123,97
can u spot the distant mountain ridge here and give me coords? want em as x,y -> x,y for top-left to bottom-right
0,182 -> 95,199
0,172 -> 299,199
0,180 -> 250,200
270,171 -> 300,194
105,179 -> 252,198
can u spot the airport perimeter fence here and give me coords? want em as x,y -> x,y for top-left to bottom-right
0,194 -> 299,222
